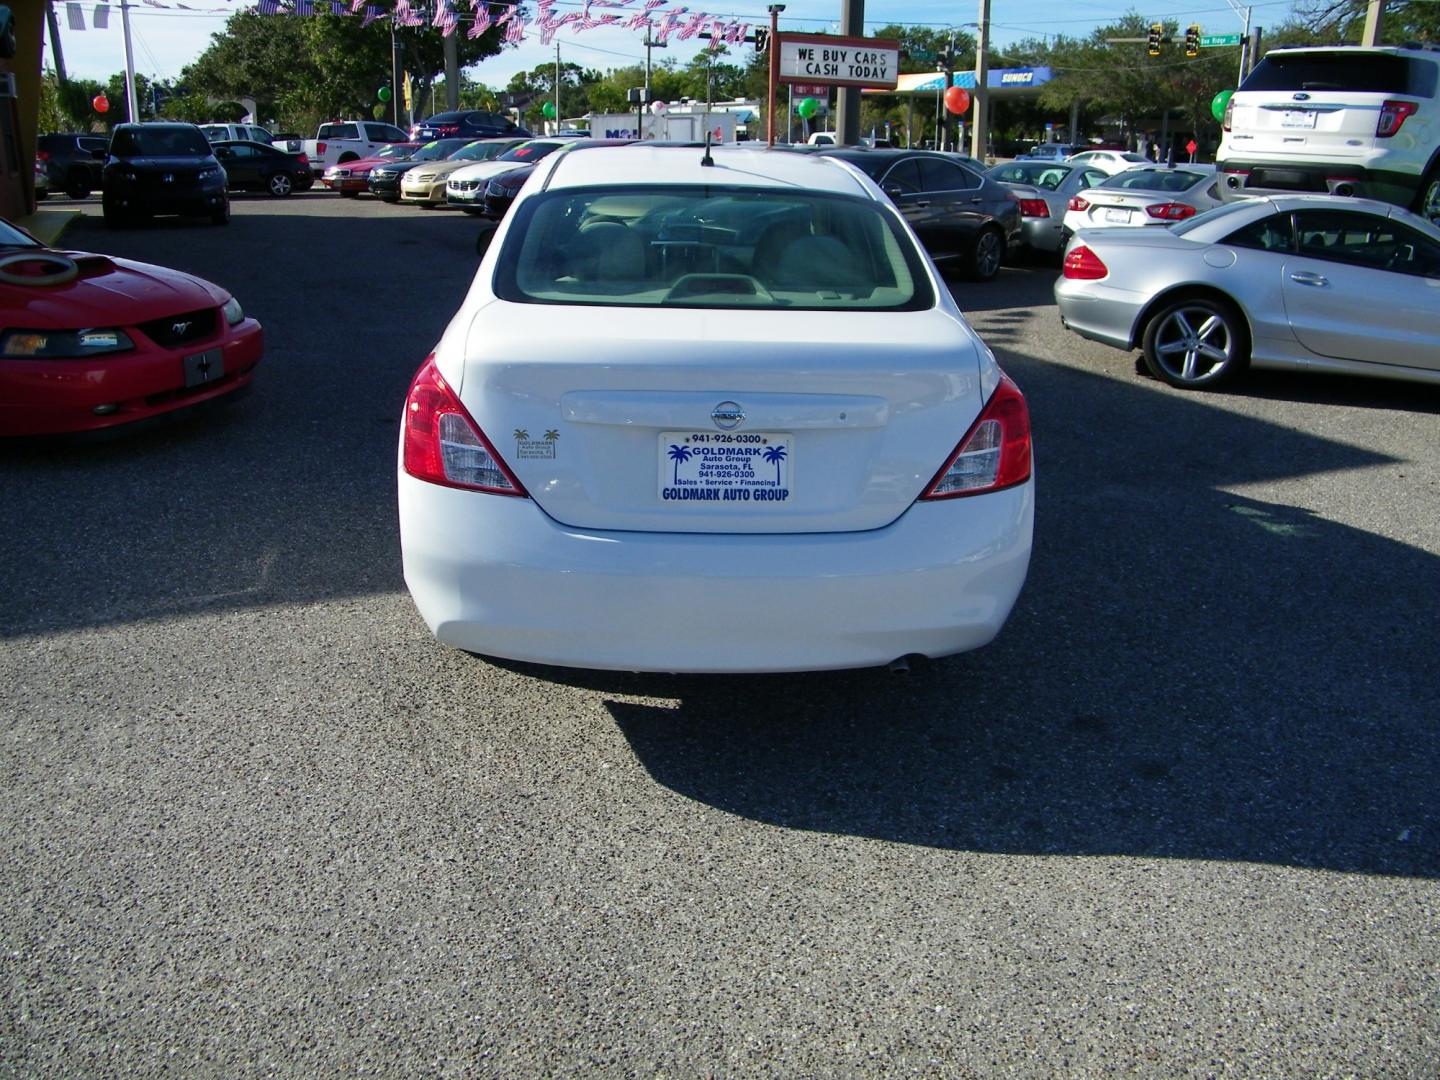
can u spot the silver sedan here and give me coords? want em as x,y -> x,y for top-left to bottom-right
1060,165 -> 1222,238
987,160 -> 1111,255
1054,194 -> 1440,390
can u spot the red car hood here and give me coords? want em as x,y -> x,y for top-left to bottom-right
0,250 -> 226,328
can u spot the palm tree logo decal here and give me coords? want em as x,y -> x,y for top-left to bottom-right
667,443 -> 693,484
512,428 -> 529,446
763,444 -> 787,485
543,430 -> 559,443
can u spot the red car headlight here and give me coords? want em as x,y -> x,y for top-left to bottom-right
1,328 -> 135,358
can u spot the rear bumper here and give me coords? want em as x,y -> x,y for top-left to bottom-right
1053,275 -> 1146,351
0,319 -> 263,437
1216,159 -> 1422,207
399,471 -> 1034,673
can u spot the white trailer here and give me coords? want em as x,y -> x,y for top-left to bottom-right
587,111 -> 738,143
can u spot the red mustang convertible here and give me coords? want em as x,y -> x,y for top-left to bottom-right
0,217 -> 262,437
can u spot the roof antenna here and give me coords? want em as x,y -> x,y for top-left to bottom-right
701,130 -> 715,167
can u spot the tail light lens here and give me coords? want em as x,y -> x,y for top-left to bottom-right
402,356 -> 527,496
1018,198 -> 1050,217
36,150 -> 50,162
1067,195 -> 1090,212
297,153 -> 310,165
921,375 -> 1031,499
1377,99 -> 1418,138
1223,98 -> 1234,132
316,141 -> 327,155
1145,202 -> 1197,220
1062,245 -> 1108,279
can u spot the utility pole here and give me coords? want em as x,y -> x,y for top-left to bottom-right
391,24 -> 404,127
44,1 -> 67,85
969,0 -> 990,161
766,4 -> 784,146
554,42 -> 561,132
119,0 -> 139,123
1361,0 -> 1385,46
835,0 -> 863,146
643,33 -> 667,96
444,30 -> 459,110
942,31 -> 955,152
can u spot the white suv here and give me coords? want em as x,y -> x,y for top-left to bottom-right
1217,44 -> 1440,226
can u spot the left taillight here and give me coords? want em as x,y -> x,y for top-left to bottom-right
1018,198 -> 1050,217
1067,195 -> 1090,212
1145,202 -> 1197,220
920,375 -> 1031,500
402,355 -> 528,496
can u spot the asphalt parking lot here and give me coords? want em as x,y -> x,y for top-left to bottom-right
2,190 -> 1437,1076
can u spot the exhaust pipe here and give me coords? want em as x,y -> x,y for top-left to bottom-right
1333,181 -> 1356,197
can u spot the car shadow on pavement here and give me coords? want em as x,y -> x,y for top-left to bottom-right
581,356 -> 1438,880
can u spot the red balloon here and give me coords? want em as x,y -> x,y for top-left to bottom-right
92,94 -> 110,114
944,86 -> 971,115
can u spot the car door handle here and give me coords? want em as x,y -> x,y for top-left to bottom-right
1289,271 -> 1329,287
968,197 -> 985,203
912,200 -> 930,208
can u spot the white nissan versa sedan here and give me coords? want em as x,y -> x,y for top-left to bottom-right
397,145 -> 1034,673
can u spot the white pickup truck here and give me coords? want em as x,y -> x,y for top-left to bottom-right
301,119 -> 411,178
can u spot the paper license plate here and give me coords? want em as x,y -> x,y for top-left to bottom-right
1280,110 -> 1317,129
183,347 -> 224,388
659,431 -> 791,504
1104,208 -> 1132,224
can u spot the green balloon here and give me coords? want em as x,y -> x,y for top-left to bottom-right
542,101 -> 557,119
797,97 -> 818,120
1211,88 -> 1234,122
377,86 -> 392,103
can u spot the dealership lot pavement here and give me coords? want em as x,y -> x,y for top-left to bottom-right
2,193 -> 1437,1076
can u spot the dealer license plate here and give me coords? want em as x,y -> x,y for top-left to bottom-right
183,348 -> 224,388
659,431 -> 792,505
1104,208 -> 1132,224
1280,110 -> 1317,129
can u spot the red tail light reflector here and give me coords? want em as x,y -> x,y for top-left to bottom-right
1018,198 -> 1050,217
1062,245 -> 1108,280
1067,195 -> 1090,212
920,375 -> 1031,499
1145,202 -> 1197,221
316,141 -> 327,155
402,356 -> 528,496
36,151 -> 50,162
297,153 -> 310,165
1377,99 -> 1418,138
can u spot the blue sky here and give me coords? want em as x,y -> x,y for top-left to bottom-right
55,0 -> 1289,93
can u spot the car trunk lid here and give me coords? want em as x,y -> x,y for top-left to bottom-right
456,303 -> 987,534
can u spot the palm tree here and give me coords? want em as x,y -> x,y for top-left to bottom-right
512,428 -> 529,443
543,430 -> 559,442
668,443 -> 693,484
763,444 -> 787,485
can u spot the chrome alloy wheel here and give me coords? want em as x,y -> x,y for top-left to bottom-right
1420,174 -> 1440,228
1143,298 -> 1246,388
972,229 -> 1003,281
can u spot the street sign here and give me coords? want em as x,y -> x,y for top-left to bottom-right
754,28 -> 769,54
910,48 -> 935,62
1201,34 -> 1242,47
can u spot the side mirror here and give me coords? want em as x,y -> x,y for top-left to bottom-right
475,221 -> 498,259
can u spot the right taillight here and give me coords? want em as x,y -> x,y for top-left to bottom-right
1068,195 -> 1090,212
316,141 -> 327,155
1377,99 -> 1418,138
1062,245 -> 1108,279
1018,198 -> 1050,217
920,375 -> 1031,500
402,355 -> 528,496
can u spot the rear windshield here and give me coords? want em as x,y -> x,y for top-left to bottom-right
452,140 -> 510,161
990,162 -> 1073,189
495,186 -> 933,311
1102,168 -> 1209,192
1243,51 -> 1438,97
111,127 -> 211,156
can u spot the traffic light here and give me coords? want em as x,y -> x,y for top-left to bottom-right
1185,24 -> 1201,58
1147,23 -> 1163,57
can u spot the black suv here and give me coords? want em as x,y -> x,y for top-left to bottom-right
102,123 -> 230,227
36,133 -> 109,199
409,110 -> 530,142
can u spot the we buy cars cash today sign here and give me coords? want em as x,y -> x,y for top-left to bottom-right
777,33 -> 901,90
